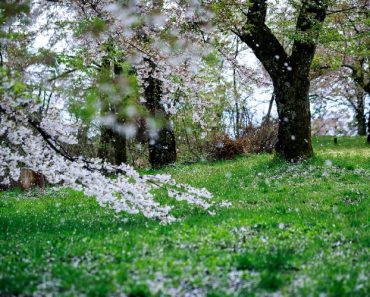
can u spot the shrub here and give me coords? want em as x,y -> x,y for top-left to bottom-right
205,134 -> 246,160
204,123 -> 278,161
243,122 -> 278,154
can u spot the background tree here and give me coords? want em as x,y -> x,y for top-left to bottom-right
312,0 -> 369,140
232,0 -> 328,161
0,1 -> 214,222
143,59 -> 177,168
97,44 -> 130,165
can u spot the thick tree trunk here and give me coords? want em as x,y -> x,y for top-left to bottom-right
147,122 -> 176,169
357,113 -> 366,136
274,78 -> 313,161
144,59 -> 177,168
98,117 -> 127,165
148,126 -> 176,168
236,0 -> 326,162
112,128 -> 127,165
367,112 -> 370,144
98,126 -> 114,162
349,60 -> 369,140
97,49 -> 127,165
356,93 -> 366,136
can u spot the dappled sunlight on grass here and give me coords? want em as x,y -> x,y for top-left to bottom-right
0,137 -> 369,296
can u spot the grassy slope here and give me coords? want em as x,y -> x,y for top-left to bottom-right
0,137 -> 369,296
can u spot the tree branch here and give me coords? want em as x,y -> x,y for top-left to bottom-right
291,0 -> 328,76
235,0 -> 288,82
48,68 -> 78,82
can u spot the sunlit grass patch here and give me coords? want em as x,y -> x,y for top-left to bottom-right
0,136 -> 369,296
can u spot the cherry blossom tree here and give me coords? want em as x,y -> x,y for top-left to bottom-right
155,0 -> 329,161
0,0 -> 216,223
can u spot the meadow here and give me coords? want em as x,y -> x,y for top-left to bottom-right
0,137 -> 369,296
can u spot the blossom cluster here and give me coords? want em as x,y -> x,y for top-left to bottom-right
0,98 -> 213,223
65,0 -> 265,135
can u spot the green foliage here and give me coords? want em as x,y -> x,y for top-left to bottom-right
12,81 -> 27,96
0,2 -> 29,25
0,137 -> 369,296
313,2 -> 369,77
69,89 -> 99,121
74,18 -> 107,37
202,51 -> 220,67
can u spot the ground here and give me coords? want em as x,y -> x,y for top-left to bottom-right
0,137 -> 369,296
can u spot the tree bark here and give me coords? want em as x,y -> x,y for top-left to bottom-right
356,92 -> 366,136
112,121 -> 127,165
349,63 -> 368,136
367,113 -> 370,144
263,92 -> 275,124
97,48 -> 127,165
347,59 -> 369,139
98,125 -> 114,162
144,59 -> 176,168
97,98 -> 127,165
148,126 -> 176,168
274,76 -> 313,161
235,0 -> 327,161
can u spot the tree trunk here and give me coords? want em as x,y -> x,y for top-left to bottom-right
147,122 -> 176,169
112,128 -> 127,165
356,92 -> 366,136
357,113 -> 366,136
367,112 -> 370,144
97,48 -> 127,165
233,37 -> 241,138
148,126 -> 176,168
349,59 -> 369,140
144,59 -> 176,168
98,114 -> 127,165
274,78 -> 313,161
263,92 -> 275,125
98,126 -> 114,162
235,0 -> 326,162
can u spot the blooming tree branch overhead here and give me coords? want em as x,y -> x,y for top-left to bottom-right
57,0 -> 264,132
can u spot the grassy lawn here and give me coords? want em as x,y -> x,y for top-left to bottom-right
0,137 -> 369,296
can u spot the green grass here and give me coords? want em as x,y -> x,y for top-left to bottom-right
1,136 -> 369,296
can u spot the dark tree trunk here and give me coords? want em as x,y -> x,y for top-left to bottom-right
274,77 -> 313,161
367,111 -> 370,144
263,92 -> 275,124
97,49 -> 127,165
148,126 -> 176,168
355,92 -> 366,136
144,59 -> 176,168
98,102 -> 127,165
98,125 -> 113,162
348,59 -> 369,140
356,115 -> 366,136
357,118 -> 366,137
112,129 -> 127,165
236,0 -> 327,162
